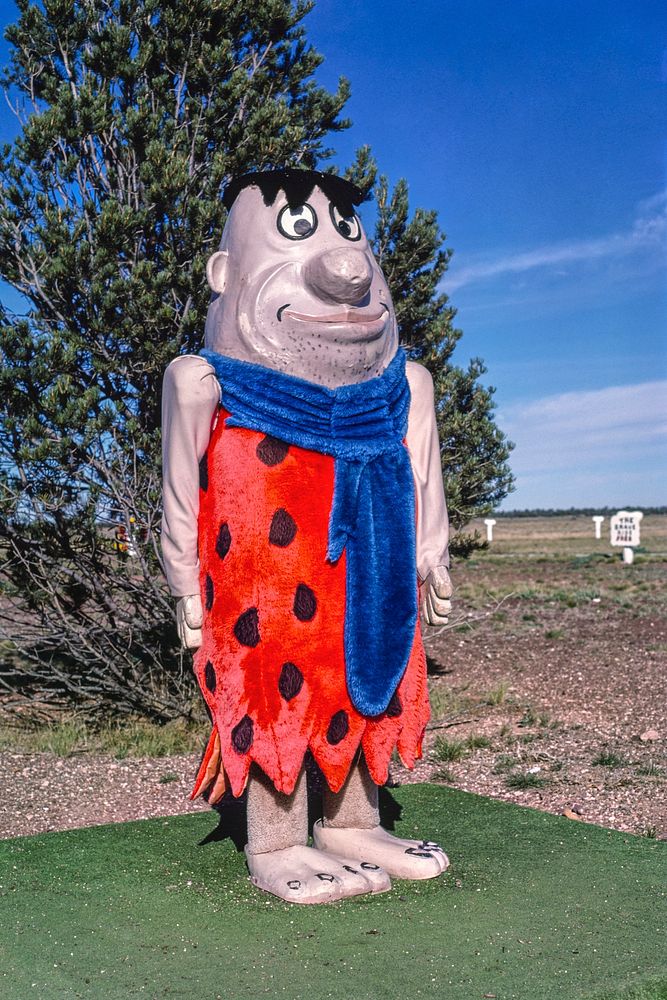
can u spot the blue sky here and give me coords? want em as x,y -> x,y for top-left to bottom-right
1,1 -> 665,509
306,0 -> 667,509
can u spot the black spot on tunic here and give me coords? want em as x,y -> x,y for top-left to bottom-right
269,508 -> 297,547
256,435 -> 289,466
204,574 -> 214,611
215,522 -> 232,560
234,607 -> 260,647
204,660 -> 217,694
293,583 -> 316,621
199,452 -> 209,492
278,661 -> 304,701
232,714 -> 254,754
326,710 -> 349,745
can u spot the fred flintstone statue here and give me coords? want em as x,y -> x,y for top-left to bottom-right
161,169 -> 453,903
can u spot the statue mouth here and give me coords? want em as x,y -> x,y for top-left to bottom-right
277,303 -> 389,339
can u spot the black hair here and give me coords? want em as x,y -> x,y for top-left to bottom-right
222,168 -> 364,216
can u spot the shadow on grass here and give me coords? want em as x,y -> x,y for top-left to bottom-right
199,790 -> 247,851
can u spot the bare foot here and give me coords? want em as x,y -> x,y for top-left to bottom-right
312,821 -> 449,880
245,844 -> 391,904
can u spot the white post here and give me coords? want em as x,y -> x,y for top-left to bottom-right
622,547 -> 634,565
484,518 -> 497,543
592,515 -> 604,539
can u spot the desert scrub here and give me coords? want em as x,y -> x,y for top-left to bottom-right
512,585 -> 600,607
636,761 -> 664,778
431,732 -> 492,764
518,707 -> 537,727
545,628 -> 564,640
493,754 -> 520,774
518,706 -> 553,728
432,737 -> 467,763
428,682 -> 473,719
492,611 -> 508,630
513,586 -> 543,601
570,554 -> 613,568
485,679 -> 511,705
592,750 -> 628,768
551,587 -> 600,607
505,771 -> 547,789
465,734 -> 492,750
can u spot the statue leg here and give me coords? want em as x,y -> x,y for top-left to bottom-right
315,754 -> 449,880
244,765 -> 388,903
321,750 -> 380,828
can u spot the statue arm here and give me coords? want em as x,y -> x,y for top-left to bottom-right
405,361 -> 453,625
161,354 -> 220,645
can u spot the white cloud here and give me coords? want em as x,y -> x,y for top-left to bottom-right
498,380 -> 667,508
445,191 -> 667,292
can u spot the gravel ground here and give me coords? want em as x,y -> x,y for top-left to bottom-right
399,609 -> 667,838
1,516 -> 665,842
0,751 -> 211,839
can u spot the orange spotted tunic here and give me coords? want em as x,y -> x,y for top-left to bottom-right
191,406 -> 430,799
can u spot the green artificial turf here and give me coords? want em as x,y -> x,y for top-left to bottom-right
0,785 -> 665,999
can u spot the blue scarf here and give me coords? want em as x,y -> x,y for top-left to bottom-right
200,347 -> 418,717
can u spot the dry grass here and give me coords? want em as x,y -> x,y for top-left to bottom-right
0,718 -> 209,758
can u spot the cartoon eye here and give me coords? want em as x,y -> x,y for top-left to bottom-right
277,203 -> 318,240
329,204 -> 362,241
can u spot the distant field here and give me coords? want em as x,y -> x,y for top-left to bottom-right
467,513 -> 667,558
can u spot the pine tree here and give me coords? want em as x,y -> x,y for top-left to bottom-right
370,174 -> 514,555
0,0 -> 352,718
0,1 -> 512,719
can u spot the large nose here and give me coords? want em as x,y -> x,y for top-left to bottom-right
304,248 -> 373,304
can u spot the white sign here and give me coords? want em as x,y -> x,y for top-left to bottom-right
610,510 -> 643,548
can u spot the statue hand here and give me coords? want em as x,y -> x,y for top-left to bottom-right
176,594 -> 203,649
421,565 -> 453,626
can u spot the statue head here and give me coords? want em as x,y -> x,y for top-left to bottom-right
204,169 -> 399,387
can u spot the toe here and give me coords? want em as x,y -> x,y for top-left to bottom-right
336,858 -> 391,894
400,846 -> 447,879
246,845 -> 380,904
358,861 -> 392,894
311,823 -> 449,881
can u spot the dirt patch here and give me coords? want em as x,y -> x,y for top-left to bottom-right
1,515 -> 665,841
396,514 -> 667,838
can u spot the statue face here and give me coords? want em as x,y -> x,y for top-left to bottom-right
204,184 -> 399,387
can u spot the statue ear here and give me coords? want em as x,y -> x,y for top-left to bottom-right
206,251 -> 229,294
